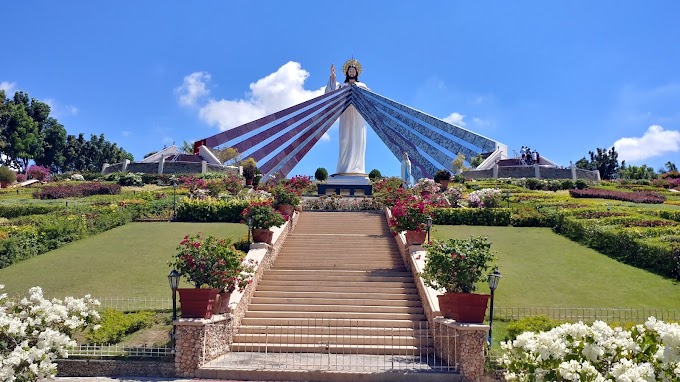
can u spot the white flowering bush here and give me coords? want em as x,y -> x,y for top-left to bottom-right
413,178 -> 440,194
468,188 -> 502,208
301,195 -> 382,211
0,285 -> 101,382
500,317 -> 680,381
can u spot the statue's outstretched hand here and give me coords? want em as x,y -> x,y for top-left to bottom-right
330,64 -> 336,83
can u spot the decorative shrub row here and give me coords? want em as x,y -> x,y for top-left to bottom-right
569,188 -> 665,204
33,182 -> 121,199
175,198 -> 249,222
0,204 -> 64,218
86,308 -> 155,344
432,208 -> 511,226
509,207 -> 558,227
553,216 -> 680,279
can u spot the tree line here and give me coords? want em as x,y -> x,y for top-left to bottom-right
575,146 -> 677,180
0,90 -> 133,174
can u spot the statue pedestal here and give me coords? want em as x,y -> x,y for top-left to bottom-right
318,174 -> 372,196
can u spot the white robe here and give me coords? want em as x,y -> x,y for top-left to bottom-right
325,79 -> 370,175
401,156 -> 412,186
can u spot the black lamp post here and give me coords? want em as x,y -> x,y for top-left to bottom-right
167,270 -> 180,349
426,216 -> 432,243
172,181 -> 178,220
487,269 -> 502,345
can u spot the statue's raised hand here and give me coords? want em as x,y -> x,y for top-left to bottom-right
330,64 -> 336,83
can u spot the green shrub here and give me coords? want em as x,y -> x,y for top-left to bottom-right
510,207 -> 556,227
504,316 -> 560,342
368,169 -> 382,181
0,226 -> 44,268
432,208 -> 511,226
0,204 -> 63,218
117,172 -> 144,187
545,180 -> 562,192
575,179 -> 588,189
175,198 -> 249,222
0,166 -> 17,183
560,179 -> 575,190
524,178 -> 541,190
86,308 -> 155,344
314,168 -> 328,181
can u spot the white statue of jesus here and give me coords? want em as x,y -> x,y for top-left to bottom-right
325,59 -> 370,175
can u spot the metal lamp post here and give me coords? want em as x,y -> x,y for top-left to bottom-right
487,269 -> 502,345
167,270 -> 180,349
172,181 -> 178,220
426,216 -> 432,243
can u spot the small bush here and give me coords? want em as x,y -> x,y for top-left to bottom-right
0,167 -> 17,183
575,179 -> 588,189
560,179 -> 574,190
524,178 -> 542,190
117,172 -> 144,187
86,308 -> 155,344
504,316 -> 561,342
368,169 -> 382,181
16,173 -> 27,183
315,167 -> 328,181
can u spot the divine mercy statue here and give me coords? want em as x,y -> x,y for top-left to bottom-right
401,152 -> 412,187
325,58 -> 370,175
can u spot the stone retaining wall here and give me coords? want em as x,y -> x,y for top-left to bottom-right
434,318 -> 488,382
463,165 -> 599,181
56,359 -> 174,377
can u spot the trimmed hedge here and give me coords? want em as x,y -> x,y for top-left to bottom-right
432,208 -> 511,226
175,198 -> 249,222
33,182 -> 121,199
553,216 -> 680,279
0,204 -> 64,218
569,188 -> 665,204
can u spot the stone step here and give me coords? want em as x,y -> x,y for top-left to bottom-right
240,317 -> 423,328
196,367 -> 460,382
232,334 -> 434,347
236,325 -> 431,336
247,304 -> 424,314
250,297 -> 421,307
253,290 -> 420,300
244,311 -> 427,321
229,343 -> 434,356
257,280 -> 416,289
261,274 -> 413,282
254,284 -> 418,294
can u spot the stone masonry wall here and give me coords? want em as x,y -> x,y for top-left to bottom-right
434,319 -> 488,382
56,359 -> 174,377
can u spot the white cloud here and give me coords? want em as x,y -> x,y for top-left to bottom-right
121,130 -> 132,137
176,72 -> 211,107
0,81 -> 16,95
613,125 -> 680,162
443,112 -> 466,127
43,98 -> 79,117
196,61 -> 325,131
64,105 -> 79,115
320,132 -> 331,142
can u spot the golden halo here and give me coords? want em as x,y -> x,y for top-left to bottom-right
342,58 -> 362,77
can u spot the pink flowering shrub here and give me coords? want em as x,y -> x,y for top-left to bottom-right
389,196 -> 433,232
27,165 -> 50,181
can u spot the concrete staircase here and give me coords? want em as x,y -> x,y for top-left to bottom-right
231,211 -> 432,356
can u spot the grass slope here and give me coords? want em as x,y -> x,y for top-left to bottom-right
0,222 -> 246,299
433,225 -> 680,309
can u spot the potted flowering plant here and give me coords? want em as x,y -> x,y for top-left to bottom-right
389,196 -> 432,245
421,236 -> 496,323
413,178 -> 440,196
169,234 -> 256,318
241,201 -> 287,244
271,186 -> 300,216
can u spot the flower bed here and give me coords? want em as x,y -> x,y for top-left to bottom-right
569,188 -> 666,204
301,195 -> 383,211
33,182 -> 121,199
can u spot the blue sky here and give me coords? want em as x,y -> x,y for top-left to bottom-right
2,1 -> 679,177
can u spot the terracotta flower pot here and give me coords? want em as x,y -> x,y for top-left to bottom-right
177,288 -> 220,319
277,204 -> 295,217
437,292 -> 490,323
404,230 -> 427,245
245,178 -> 253,186
251,228 -> 273,244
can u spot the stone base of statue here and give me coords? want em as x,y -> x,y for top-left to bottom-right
318,174 -> 372,196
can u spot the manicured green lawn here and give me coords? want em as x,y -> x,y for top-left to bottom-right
0,222 -> 246,299
433,225 -> 680,309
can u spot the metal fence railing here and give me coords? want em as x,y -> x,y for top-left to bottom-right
495,307 -> 680,322
206,319 -> 457,373
91,296 -> 173,311
68,344 -> 173,358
